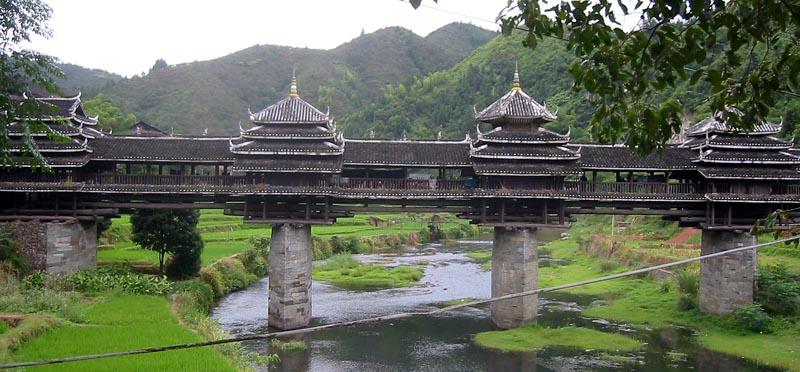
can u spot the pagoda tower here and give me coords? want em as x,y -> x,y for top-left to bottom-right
229,73 -> 344,183
6,91 -> 101,170
471,64 -> 580,189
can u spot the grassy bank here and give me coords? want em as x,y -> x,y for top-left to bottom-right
312,254 -> 424,290
475,324 -> 642,353
99,211 -> 483,268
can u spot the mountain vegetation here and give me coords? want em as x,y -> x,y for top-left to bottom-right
54,63 -> 121,95
61,23 -> 496,135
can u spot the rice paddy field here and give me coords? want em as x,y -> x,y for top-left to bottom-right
98,210 -> 469,267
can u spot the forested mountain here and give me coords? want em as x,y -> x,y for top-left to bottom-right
55,63 -> 122,94
67,23 -> 496,135
338,32 -> 800,142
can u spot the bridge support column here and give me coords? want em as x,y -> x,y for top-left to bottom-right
699,229 -> 756,314
0,219 -> 96,274
268,223 -> 312,330
491,226 -> 538,328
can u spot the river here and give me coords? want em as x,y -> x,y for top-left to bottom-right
211,238 -> 775,371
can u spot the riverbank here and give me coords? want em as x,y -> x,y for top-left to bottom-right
470,217 -> 800,371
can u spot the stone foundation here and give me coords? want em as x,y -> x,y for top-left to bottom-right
699,229 -> 756,314
491,227 -> 538,328
268,223 -> 312,330
1,219 -> 96,274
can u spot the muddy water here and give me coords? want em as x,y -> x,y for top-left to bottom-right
211,238 -> 775,372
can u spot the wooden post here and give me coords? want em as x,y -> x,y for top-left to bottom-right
190,165 -> 196,175
480,199 -> 487,223
305,196 -> 311,221
125,163 -> 131,175
500,200 -> 506,223
726,204 -> 732,226
542,200 -> 548,224
180,164 -> 186,175
262,200 -> 267,220
243,200 -> 248,220
323,196 -> 330,223
559,202 -> 565,225
158,164 -> 163,175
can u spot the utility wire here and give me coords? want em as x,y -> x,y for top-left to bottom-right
2,234 -> 798,370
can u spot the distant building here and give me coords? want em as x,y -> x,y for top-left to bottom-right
129,121 -> 168,137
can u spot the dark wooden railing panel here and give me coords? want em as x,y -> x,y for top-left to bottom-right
563,182 -> 700,194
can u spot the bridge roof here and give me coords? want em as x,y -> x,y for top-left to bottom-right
231,156 -> 342,173
343,139 -> 471,168
90,136 -> 235,163
573,145 -> 696,171
698,166 -> 800,180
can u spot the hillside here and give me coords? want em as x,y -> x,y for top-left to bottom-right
55,63 -> 122,94
339,32 -> 800,142
75,23 -> 496,135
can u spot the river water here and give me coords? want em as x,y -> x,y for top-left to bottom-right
211,238 -> 774,372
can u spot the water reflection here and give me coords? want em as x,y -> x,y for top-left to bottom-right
211,238 -> 777,372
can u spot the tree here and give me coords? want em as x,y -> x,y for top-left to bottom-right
82,93 -> 137,133
411,0 -> 799,153
130,209 -> 203,275
1,0 -> 63,166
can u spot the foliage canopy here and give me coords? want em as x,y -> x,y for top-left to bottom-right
130,209 -> 203,276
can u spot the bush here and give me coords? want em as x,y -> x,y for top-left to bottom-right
238,248 -> 268,277
0,227 -> 29,274
166,234 -> 203,279
756,264 -> 800,315
733,304 -> 772,333
200,267 -> 226,297
675,269 -> 699,310
174,279 -> 215,313
598,259 -> 619,272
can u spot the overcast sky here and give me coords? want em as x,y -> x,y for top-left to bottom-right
28,0 -> 509,77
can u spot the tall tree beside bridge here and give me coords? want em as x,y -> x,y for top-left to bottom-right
0,0 -> 63,166
130,209 -> 203,276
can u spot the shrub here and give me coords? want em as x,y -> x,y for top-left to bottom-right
174,279 -> 215,313
0,227 -> 29,274
538,246 -> 553,257
269,339 -> 307,352
200,267 -> 226,297
238,248 -> 268,277
598,259 -> 619,272
315,254 -> 359,271
733,304 -> 772,333
69,270 -> 173,295
166,236 -> 203,279
756,264 -> 800,315
675,269 -> 699,310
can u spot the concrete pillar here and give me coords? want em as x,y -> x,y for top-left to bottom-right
491,227 -> 538,328
46,220 -> 97,274
268,223 -> 312,330
699,229 -> 756,314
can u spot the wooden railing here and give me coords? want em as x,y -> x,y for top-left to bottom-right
564,182 -> 701,194
335,177 -> 466,191
3,172 -> 800,196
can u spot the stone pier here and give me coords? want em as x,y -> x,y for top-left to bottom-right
268,223 -> 312,330
699,229 -> 756,314
491,227 -> 538,328
0,219 -> 96,273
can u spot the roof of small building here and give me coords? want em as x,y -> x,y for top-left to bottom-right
342,139 -> 471,167
685,111 -> 781,137
90,136 -> 235,162
475,66 -> 556,125
476,126 -> 569,144
471,143 -> 579,160
229,138 -> 343,156
130,121 -> 168,137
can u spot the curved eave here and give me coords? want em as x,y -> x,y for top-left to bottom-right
475,171 -> 581,176
343,162 -> 471,168
477,115 -> 555,125
241,134 -> 336,140
691,144 -> 793,150
693,159 -> 800,165
477,137 -> 568,145
249,120 -> 330,125
230,150 -> 344,156
471,154 -> 580,160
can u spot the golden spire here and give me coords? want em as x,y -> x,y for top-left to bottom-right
289,68 -> 299,97
512,61 -> 521,91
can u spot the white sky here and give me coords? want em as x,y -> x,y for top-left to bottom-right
28,0 -> 509,77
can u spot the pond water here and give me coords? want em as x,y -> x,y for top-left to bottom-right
211,238 -> 775,372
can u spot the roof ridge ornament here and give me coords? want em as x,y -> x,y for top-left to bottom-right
289,68 -> 299,97
512,61 -> 521,91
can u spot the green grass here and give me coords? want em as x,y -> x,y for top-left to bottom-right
269,339 -> 307,352
474,324 -> 642,352
312,254 -> 424,290
0,322 -> 7,336
12,294 -> 236,371
465,251 -> 492,270
99,211 -> 467,267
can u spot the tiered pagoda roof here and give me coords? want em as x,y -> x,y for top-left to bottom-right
678,111 -> 800,180
230,74 -> 343,173
7,92 -> 100,168
471,66 -> 580,176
